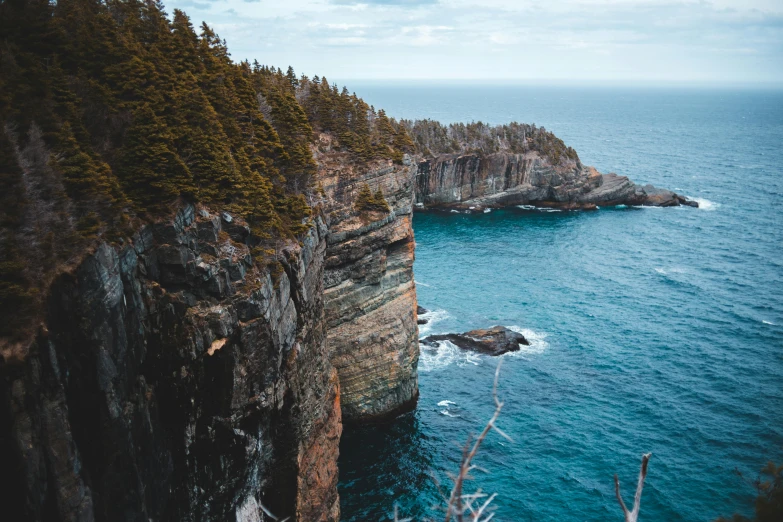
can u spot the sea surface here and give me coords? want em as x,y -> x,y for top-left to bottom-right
337,83 -> 783,521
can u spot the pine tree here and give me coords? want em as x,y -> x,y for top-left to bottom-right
116,103 -> 194,212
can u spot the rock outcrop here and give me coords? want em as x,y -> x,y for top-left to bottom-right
421,326 -> 528,356
315,136 -> 419,422
0,205 -> 341,522
415,152 -> 697,210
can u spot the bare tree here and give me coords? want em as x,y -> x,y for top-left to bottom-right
614,453 -> 652,522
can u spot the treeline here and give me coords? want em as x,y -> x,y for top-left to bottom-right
0,0 -> 411,342
256,65 -> 413,163
402,119 -> 580,165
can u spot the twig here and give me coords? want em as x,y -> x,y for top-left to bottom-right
614,453 -> 652,522
443,361 -> 510,522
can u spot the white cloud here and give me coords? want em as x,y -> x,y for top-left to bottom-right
163,0 -> 783,83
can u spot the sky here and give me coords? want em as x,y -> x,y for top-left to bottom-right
164,0 -> 783,84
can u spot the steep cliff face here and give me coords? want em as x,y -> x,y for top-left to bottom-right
416,152 -> 696,210
315,136 -> 419,422
0,205 -> 340,522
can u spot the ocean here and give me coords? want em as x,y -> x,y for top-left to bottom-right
336,83 -> 783,521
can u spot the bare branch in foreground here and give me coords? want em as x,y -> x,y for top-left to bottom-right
441,361 -> 511,522
614,453 -> 652,522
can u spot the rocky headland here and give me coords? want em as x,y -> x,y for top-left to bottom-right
415,152 -> 697,211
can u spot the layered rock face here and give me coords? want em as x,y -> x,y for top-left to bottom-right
416,152 -> 697,210
0,205 -> 340,522
315,139 -> 419,422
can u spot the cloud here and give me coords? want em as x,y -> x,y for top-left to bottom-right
163,0 -> 783,83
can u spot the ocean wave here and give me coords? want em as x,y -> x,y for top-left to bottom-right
654,267 -> 688,276
414,280 -> 433,288
505,326 -> 550,357
417,308 -> 449,336
440,410 -> 460,417
516,204 -> 564,212
419,340 -> 468,372
686,196 -> 719,211
762,320 -> 777,326
484,208 -> 491,213
437,400 -> 456,407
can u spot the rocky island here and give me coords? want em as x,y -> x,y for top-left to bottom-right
0,2 -> 697,521
421,326 -> 529,356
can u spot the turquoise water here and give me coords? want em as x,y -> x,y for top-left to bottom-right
338,84 -> 783,521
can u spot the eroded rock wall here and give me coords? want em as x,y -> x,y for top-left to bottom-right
416,152 -> 695,209
315,141 -> 419,422
0,205 -> 340,522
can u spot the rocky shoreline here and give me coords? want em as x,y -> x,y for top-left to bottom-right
415,153 -> 698,211
0,142 -> 697,522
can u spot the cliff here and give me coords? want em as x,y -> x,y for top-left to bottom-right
0,205 -> 340,522
314,135 -> 420,422
415,152 -> 697,210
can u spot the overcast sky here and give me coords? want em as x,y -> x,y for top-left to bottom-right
164,0 -> 783,84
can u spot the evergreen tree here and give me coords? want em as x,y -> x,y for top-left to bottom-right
116,103 -> 194,212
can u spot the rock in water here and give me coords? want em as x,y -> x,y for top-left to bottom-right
421,326 -> 529,356
417,306 -> 429,325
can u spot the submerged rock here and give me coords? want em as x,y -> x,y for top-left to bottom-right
421,325 -> 529,356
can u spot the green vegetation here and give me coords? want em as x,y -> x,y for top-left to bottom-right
354,184 -> 390,213
402,119 -> 580,165
0,0 -> 411,342
716,462 -> 783,522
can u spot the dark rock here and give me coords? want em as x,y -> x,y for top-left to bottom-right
197,216 -> 221,242
417,305 -> 429,325
421,325 -> 529,356
0,205 -> 341,522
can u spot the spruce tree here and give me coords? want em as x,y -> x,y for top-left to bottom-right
116,103 -> 194,212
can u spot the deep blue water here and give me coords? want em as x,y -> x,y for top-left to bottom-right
338,84 -> 783,521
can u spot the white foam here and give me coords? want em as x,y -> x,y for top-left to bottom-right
419,340 -> 462,372
484,208 -> 491,213
686,196 -> 719,211
417,308 -> 450,336
437,400 -> 456,407
414,280 -> 433,288
654,266 -> 688,276
517,204 -> 565,212
505,327 -> 550,358
762,320 -> 777,326
465,352 -> 481,366
440,410 -> 460,417
418,340 -> 489,371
